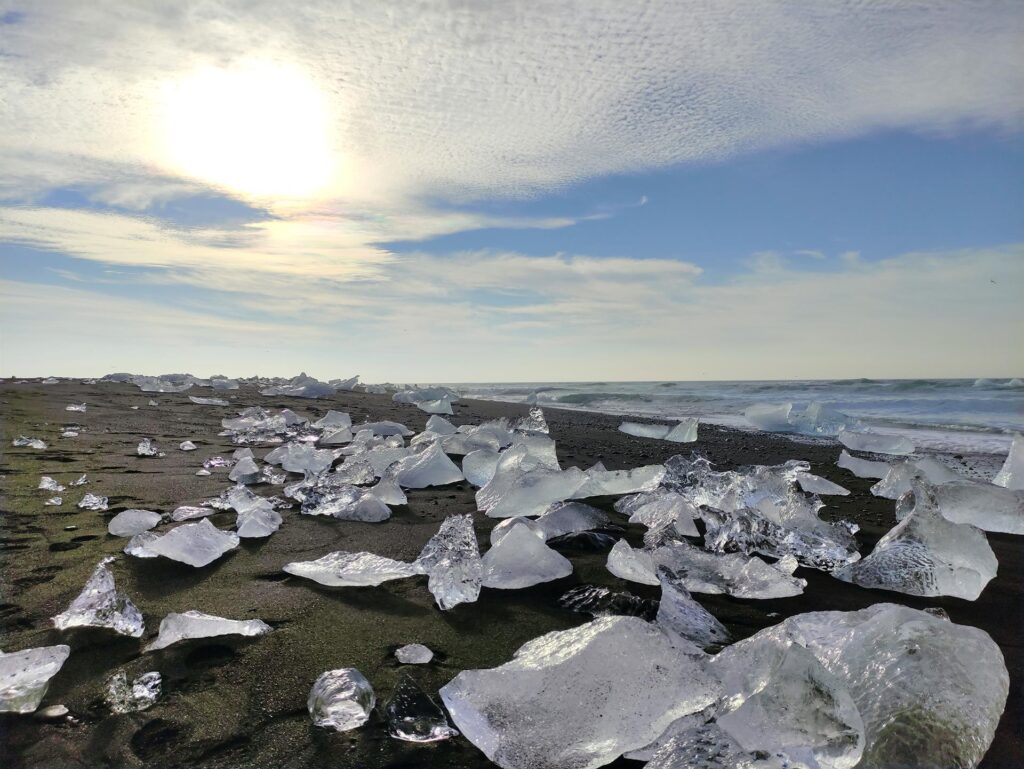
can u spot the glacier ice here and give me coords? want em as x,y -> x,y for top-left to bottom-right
12,436 -> 48,449
38,476 -> 64,492
108,509 -> 162,537
918,479 -> 1024,534
416,397 -> 454,415
264,443 -> 335,475
78,493 -> 108,511
415,514 -> 482,610
384,671 -> 459,742
993,433 -> 1023,489
144,519 -> 239,567
313,410 -> 352,430
189,395 -> 229,406
838,429 -> 914,455
284,551 -> 422,587
833,481 -> 997,600
871,456 -> 962,499
656,567 -> 730,649
136,438 -> 160,457
44,496 -> 62,506
228,456 -> 262,484
360,420 -> 414,437
619,419 -> 698,443
170,505 -> 214,521
227,487 -> 282,537
301,483 -> 391,522
535,501 -> 610,540
105,670 -> 161,714
745,402 -> 859,437
52,557 -> 144,637
145,610 -> 272,651
479,466 -> 586,518
65,403 -> 87,412
482,523 -> 573,589
0,645 -> 71,714
260,372 -> 336,399
319,426 -> 353,445
664,418 -> 699,442
573,463 -> 665,498
426,414 -> 458,435
124,531 -> 159,558
462,448 -> 501,487
653,541 -> 807,599
558,585 -> 657,621
308,668 -> 375,731
395,643 -> 433,664
514,407 -> 549,434
393,443 -> 463,488
490,516 -> 546,545
614,489 -> 700,537
744,403 -> 794,432
837,449 -> 889,479
606,539 -> 659,585
179,440 -> 197,451
795,471 -> 850,496
439,616 -> 720,769
71,473 -> 88,486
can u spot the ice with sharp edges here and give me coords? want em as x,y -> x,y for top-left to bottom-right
416,397 -> 454,415
653,540 -> 807,599
993,432 -> 1023,489
514,406 -> 549,434
871,456 -> 962,499
573,463 -> 665,498
392,443 -> 464,488
619,419 -> 698,443
426,415 -> 458,435
13,435 -> 48,449
535,501 -> 610,540
744,403 -> 794,432
264,443 -> 335,475
301,483 -> 391,522
745,401 -> 859,437
137,437 -> 159,456
385,671 -> 459,742
308,668 -> 375,731
482,524 -> 573,589
837,449 -> 889,479
260,372 -> 336,398
143,518 -> 239,567
78,493 -> 108,511
227,487 -> 282,537
607,539 -> 660,585
914,479 -> 1024,534
105,670 -> 161,714
463,448 -> 500,487
440,615 -> 721,769
145,610 -> 272,651
39,476 -> 64,492
795,471 -> 850,496
396,643 -> 434,664
124,531 -> 159,558
644,724 -> 801,769
656,567 -> 730,650
228,456 -> 262,484
44,496 -> 62,506
833,481 -> 996,600
52,557 -> 144,637
480,466 -> 586,518
415,514 -> 482,610
838,429 -> 914,455
0,645 -> 71,714
490,516 -> 546,545
313,410 -> 352,429
755,604 -> 1008,769
319,426 -> 353,445
360,420 -> 414,437
189,395 -> 229,406
615,489 -> 700,536
559,585 -> 658,621
284,551 -> 423,587
108,509 -> 162,537
665,418 -> 699,442
619,421 -> 673,439
170,505 -> 214,522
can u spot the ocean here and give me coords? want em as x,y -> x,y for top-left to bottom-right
446,378 -> 1023,456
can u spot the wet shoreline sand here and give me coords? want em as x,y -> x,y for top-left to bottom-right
1,381 -> 1020,768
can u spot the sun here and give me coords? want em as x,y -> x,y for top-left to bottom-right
160,62 -> 336,200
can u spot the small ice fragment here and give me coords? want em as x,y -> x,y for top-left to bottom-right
44,496 -> 62,506
145,610 -> 272,651
653,540 -> 807,599
136,438 -> 159,457
0,645 -> 71,714
993,433 -> 1023,490
230,490 -> 282,538
744,403 -> 794,432
105,671 -> 161,714
795,471 -> 850,496
313,410 -> 352,430
78,493 -> 108,511
319,426 -> 353,445
620,422 -> 671,439
923,480 -> 1024,534
573,464 -> 665,498
416,397 -> 453,415
838,429 -> 914,455
147,399 -> 158,406
39,476 -> 64,492
308,668 -> 375,731
189,395 -> 229,406
204,456 -> 231,469
836,449 -> 889,479
395,644 -> 433,664
60,428 -> 79,438
482,523 -> 573,589
416,514 -> 483,610
264,443 -> 335,475
284,551 -> 422,587
607,539 -> 659,585
108,509 -> 162,537
71,474 -> 88,486
514,407 -> 549,434
384,672 -> 458,742
195,469 -> 211,477
228,456 -> 262,484
170,505 -> 214,521
664,418 -> 698,443
179,440 -> 197,451
52,557 -> 144,637
871,457 -> 962,499
233,448 -> 254,460
261,465 -> 287,485
65,403 -> 87,412
655,567 -> 730,649
360,421 -> 414,437
393,443 -> 464,488
302,484 -> 391,522
144,518 -> 239,567
124,531 -> 160,558
12,436 -> 47,449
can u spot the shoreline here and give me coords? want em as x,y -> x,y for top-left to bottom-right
0,381 -> 1020,768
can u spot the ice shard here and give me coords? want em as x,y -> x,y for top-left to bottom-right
314,410 -> 352,430
795,471 -> 850,496
108,509 -> 162,537
105,671 -> 161,713
664,418 -> 699,443
573,463 -> 665,498
227,488 -> 282,537
360,421 -> 414,437
301,484 -> 391,522
653,541 -> 807,599
415,514 -> 482,610
65,403 -> 87,412
558,585 -> 658,621
439,616 -> 720,769
392,443 -> 464,488
482,523 -> 573,589
395,644 -> 434,664
144,518 -> 239,567
284,551 -> 422,587
644,724 -> 799,769
425,415 -> 458,435
514,407 -> 549,434
145,610 -> 272,651
0,645 -> 71,714
260,372 -> 336,399
416,397 -> 454,415
606,539 -> 659,585
170,505 -> 214,522
489,516 -> 546,545
264,443 -> 335,475
136,438 -> 159,456
836,449 -> 889,479
920,479 -> 1024,534
52,557 -> 144,637
871,457 -> 962,499
308,668 -> 375,731
744,403 -> 794,432
655,567 -> 730,650
838,429 -> 914,455
189,396 -> 229,406
833,481 -> 997,600
535,501 -> 610,540
319,426 -> 353,445
228,456 -> 262,484
78,493 -> 108,511
614,489 -> 700,537
619,419 -> 697,443
384,671 -> 459,742
44,496 -> 62,506
993,433 -> 1023,489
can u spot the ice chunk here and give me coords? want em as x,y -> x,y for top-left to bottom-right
260,372 -> 336,399
319,426 -> 353,445
425,415 -> 458,435
665,418 -> 699,443
462,448 -> 500,487
71,474 -> 87,485
65,403 -> 87,412
416,397 -> 453,415
228,456 -> 262,484
60,428 -> 79,438
415,514 -> 482,610
108,509 -> 162,537
38,476 -> 64,492
836,449 -> 889,479
145,610 -> 272,651
744,402 -> 794,432
44,496 -> 62,506
105,671 -> 161,714
489,516 -> 546,545
369,472 -> 408,506
264,443 -> 335,475
619,421 -> 672,439
189,395 -> 229,406
360,420 -> 414,437
745,401 -> 859,437
144,518 -> 239,567
384,671 -> 458,742
871,457 -> 962,499
301,484 -> 391,522
795,471 -> 850,496
228,488 -> 282,537
514,407 -> 549,434
993,432 -> 1024,489
284,551 -> 422,587
395,644 -> 433,664
653,541 -> 807,599
361,445 -> 412,477
482,524 -> 573,589
535,501 -> 610,540
210,376 -> 239,390
170,505 -> 214,521
607,539 -> 659,585
919,480 -> 1024,534
78,493 -> 108,511
615,489 -> 700,536
619,419 -> 698,443
480,466 -> 586,518
52,557 -> 144,637
393,443 -> 464,488
124,531 -> 159,558
440,616 -> 720,769
331,374 -> 360,391
838,429 -> 914,455
558,585 -> 658,620
314,410 -> 352,429
0,645 -> 71,714
833,481 -> 997,600
308,668 -> 374,731
656,567 -> 730,649
13,436 -> 48,449
179,440 -> 197,451
573,463 -> 665,498
137,437 -> 160,457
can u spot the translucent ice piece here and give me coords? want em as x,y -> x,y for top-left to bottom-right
0,645 -> 71,714
614,489 -> 700,536
396,643 -> 434,664
558,585 -> 657,621
535,501 -> 610,540
65,403 -> 87,412
260,372 -> 336,399
489,517 -> 546,546
744,403 -> 794,432
13,436 -> 48,449
416,397 -> 453,415
795,471 -> 850,496
645,724 -> 798,769
264,443 -> 335,475
301,484 -> 390,522
308,668 -> 374,731
425,415 -> 458,435
480,467 -> 586,518
573,464 -> 665,498
108,509 -> 162,537
319,426 -> 353,445
619,421 -> 672,439
838,429 -> 914,455
384,671 -> 458,742
78,493 -> 108,511
179,440 -> 197,451
462,448 -> 501,487
52,557 -> 144,637
921,480 -> 1024,534
393,443 -> 464,488
656,567 -> 730,649
607,539 -> 659,585
39,476 -> 64,492
653,541 -> 807,599
314,410 -> 352,429
993,433 -> 1023,489
44,496 -> 62,506
189,396 -> 229,406
665,418 -> 699,443
482,524 -> 573,589
284,551 -> 422,587
416,514 -> 482,610
440,616 -> 720,769
145,610 -> 272,651
360,421 -> 414,437
136,438 -> 159,456
619,420 -> 697,443
514,407 -> 549,434
144,519 -> 240,567
105,670 -> 161,713
836,449 -> 889,479
229,489 -> 282,537
228,456 -> 262,484
170,505 -> 214,521
124,531 -> 159,558
871,457 -> 962,499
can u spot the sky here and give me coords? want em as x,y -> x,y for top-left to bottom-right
1,1 -> 1022,382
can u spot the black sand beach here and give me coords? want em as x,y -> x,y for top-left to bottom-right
1,381 -> 1020,769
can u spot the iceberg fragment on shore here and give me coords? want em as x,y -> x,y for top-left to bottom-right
228,456 -> 262,484
655,567 -> 730,649
52,557 -> 144,637
105,671 -> 161,713
384,671 -> 459,742
0,645 -> 71,714
78,493 -> 108,511
838,429 -> 914,455
284,551 -> 422,587
136,437 -> 160,456
745,401 -> 859,437
144,518 -> 239,567
145,610 -> 272,651
607,539 -> 659,585
870,456 -> 962,499
416,514 -> 482,610
993,433 -> 1023,489
108,509 -> 162,537
654,540 -> 807,599
917,479 -> 1024,534
39,476 -> 64,492
618,419 -> 698,443
301,483 -> 391,522
393,443 -> 464,488
308,668 -> 374,731
535,501 -> 610,540
189,395 -> 229,406
260,372 -> 335,399
837,449 -> 889,479
573,463 -> 665,497
395,643 -> 433,664
13,436 -> 48,449
514,407 -> 549,434
482,523 -> 573,589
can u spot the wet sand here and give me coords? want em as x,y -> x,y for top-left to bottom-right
0,381 -> 1020,768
